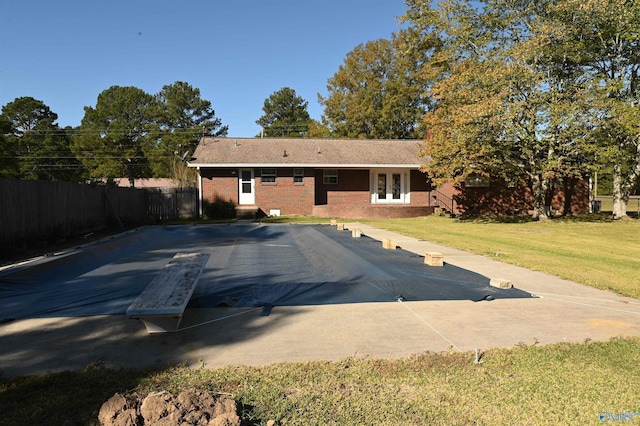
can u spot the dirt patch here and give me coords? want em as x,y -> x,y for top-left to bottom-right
98,389 -> 242,426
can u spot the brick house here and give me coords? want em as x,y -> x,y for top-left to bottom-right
188,137 -> 435,219
188,137 -> 591,219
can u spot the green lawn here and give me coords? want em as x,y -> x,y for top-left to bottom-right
595,195 -> 640,215
1,216 -> 639,425
2,338 -> 639,425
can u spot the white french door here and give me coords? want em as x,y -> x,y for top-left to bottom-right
371,169 -> 409,204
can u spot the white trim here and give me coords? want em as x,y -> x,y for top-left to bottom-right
188,162 -> 420,169
238,169 -> 255,205
197,166 -> 203,217
370,168 -> 411,204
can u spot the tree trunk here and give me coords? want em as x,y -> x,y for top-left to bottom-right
562,177 -> 575,216
612,163 -> 627,219
611,140 -> 640,220
531,174 -> 550,220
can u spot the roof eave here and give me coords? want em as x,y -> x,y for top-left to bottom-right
188,163 -> 422,169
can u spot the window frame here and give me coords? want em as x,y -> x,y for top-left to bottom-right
323,169 -> 338,185
370,169 -> 410,204
261,168 -> 277,185
464,173 -> 490,188
293,168 -> 304,185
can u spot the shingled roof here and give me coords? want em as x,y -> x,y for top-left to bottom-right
189,137 -> 423,168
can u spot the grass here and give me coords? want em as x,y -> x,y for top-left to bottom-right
1,338 -> 639,425
139,338 -> 640,424
595,195 -> 640,215
2,215 -> 639,425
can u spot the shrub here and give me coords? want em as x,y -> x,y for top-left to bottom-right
204,200 -> 236,220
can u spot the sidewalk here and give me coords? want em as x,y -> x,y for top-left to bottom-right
0,223 -> 638,377
346,221 -> 640,347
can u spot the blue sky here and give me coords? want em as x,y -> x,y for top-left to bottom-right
0,0 -> 408,137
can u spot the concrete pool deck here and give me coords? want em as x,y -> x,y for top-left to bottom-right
0,223 -> 639,377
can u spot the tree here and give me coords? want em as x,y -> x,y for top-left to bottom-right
74,86 -> 155,187
0,97 -> 83,181
0,115 -> 18,178
306,119 -> 331,138
149,81 -> 228,184
319,31 -> 434,139
549,0 -> 640,219
404,0 -> 597,219
256,87 -> 311,138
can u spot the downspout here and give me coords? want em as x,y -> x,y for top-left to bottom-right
197,166 -> 203,218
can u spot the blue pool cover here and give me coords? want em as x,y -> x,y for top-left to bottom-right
0,224 -> 533,320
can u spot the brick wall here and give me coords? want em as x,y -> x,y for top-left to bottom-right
256,168 -> 315,215
315,169 -> 371,205
200,169 -> 238,204
451,178 -> 590,217
200,167 -> 589,218
410,169 -> 432,205
312,204 -> 434,219
200,167 -> 435,218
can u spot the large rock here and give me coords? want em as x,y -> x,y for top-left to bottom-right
98,389 -> 240,426
98,394 -> 139,426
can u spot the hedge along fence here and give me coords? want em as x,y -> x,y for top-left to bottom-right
0,179 -> 148,256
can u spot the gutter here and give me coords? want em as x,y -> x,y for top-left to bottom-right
187,163 -> 421,169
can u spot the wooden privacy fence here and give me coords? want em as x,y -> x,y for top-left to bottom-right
146,187 -> 198,221
0,179 -> 147,255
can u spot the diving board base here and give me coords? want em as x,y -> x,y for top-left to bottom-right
136,315 -> 185,334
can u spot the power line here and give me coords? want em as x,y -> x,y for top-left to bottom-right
4,128 -> 218,136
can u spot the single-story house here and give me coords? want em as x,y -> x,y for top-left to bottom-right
188,137 -> 435,219
188,137 -> 591,219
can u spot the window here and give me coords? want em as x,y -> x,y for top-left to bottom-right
377,174 -> 387,199
323,169 -> 338,185
465,173 -> 490,188
241,170 -> 252,194
294,168 -> 304,184
261,168 -> 276,184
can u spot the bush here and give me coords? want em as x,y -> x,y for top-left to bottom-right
204,201 -> 236,220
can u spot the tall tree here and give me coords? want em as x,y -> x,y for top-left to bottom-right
256,87 -> 311,138
405,0 -> 596,219
306,119 -> 331,138
74,86 -> 154,187
319,31 -> 434,139
0,97 -> 83,181
149,81 -> 228,184
0,115 -> 18,178
549,0 -> 640,219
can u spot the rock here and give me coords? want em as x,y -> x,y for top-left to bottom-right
98,389 -> 240,426
178,389 -> 216,425
140,392 -> 179,424
209,412 -> 241,426
98,394 -> 140,426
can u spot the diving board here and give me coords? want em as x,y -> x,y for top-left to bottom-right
126,252 -> 209,333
